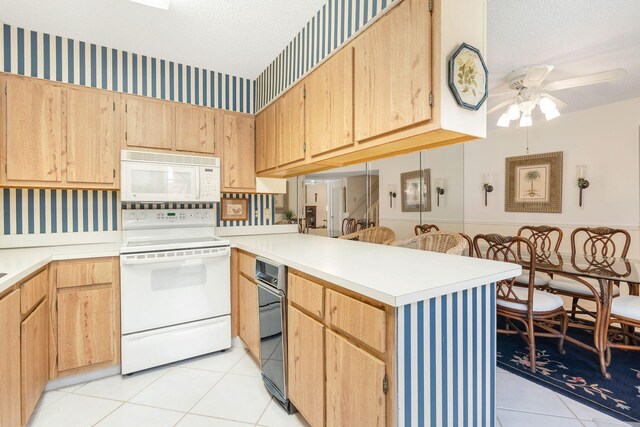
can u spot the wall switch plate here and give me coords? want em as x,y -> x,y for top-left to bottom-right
255,210 -> 260,218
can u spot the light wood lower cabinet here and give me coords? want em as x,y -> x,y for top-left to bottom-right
21,299 -> 49,425
287,306 -> 325,427
325,329 -> 386,427
0,290 -> 21,427
238,275 -> 260,359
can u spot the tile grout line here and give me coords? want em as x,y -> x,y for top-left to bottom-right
497,406 -> 583,420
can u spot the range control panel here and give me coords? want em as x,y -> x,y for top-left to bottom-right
122,209 -> 215,229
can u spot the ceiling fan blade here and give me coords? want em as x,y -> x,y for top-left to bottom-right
522,65 -> 554,88
544,69 -> 626,92
541,93 -> 568,110
487,99 -> 513,115
488,90 -> 517,98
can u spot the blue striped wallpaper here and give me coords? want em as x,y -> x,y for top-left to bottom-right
255,0 -> 397,111
397,284 -> 496,427
216,193 -> 276,227
0,22 -> 254,113
1,188 -> 119,235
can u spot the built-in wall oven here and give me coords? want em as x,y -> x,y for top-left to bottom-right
255,257 -> 294,413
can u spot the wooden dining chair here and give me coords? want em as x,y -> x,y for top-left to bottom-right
391,231 -> 467,255
338,226 -> 396,245
515,225 -> 563,289
549,227 -> 631,320
356,219 -> 375,231
474,234 -> 568,373
414,224 -> 440,235
608,295 -> 640,360
341,218 -> 357,235
459,232 -> 474,257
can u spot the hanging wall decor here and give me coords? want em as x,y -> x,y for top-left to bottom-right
448,43 -> 489,111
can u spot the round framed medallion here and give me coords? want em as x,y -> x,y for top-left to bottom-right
448,43 -> 488,111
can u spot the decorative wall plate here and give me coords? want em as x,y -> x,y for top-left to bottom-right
448,43 -> 488,111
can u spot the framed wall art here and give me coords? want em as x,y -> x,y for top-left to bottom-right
221,197 -> 249,221
401,169 -> 431,212
505,151 -> 563,213
448,42 -> 488,111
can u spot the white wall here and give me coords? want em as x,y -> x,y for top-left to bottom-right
464,97 -> 640,257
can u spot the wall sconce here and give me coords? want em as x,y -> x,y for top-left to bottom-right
388,185 -> 397,208
435,179 -> 445,207
482,173 -> 493,207
576,165 -> 589,207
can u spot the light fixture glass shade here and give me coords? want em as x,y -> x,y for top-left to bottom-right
520,114 -> 532,127
539,96 -> 557,114
497,113 -> 510,127
507,103 -> 520,120
544,107 -> 560,121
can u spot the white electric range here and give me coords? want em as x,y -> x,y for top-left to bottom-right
120,208 -> 231,374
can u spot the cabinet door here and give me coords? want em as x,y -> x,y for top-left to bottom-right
0,290 -> 21,427
57,287 -> 115,372
305,47 -> 354,157
123,95 -> 173,150
4,77 -> 62,183
21,299 -> 49,425
325,329 -> 386,427
276,83 -> 305,166
255,103 -> 277,173
353,0 -> 431,141
174,104 -> 216,154
222,113 -> 255,192
65,88 -> 116,186
238,275 -> 260,359
288,306 -> 325,427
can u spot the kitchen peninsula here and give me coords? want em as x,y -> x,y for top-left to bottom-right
229,233 -> 520,427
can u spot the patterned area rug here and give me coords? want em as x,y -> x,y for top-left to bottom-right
496,319 -> 640,423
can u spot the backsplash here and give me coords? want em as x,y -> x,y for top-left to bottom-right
1,188 -> 119,235
1,22 -> 254,113
216,193 -> 276,227
255,0 -> 396,110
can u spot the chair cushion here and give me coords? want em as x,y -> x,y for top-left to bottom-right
611,295 -> 640,321
514,271 -> 552,287
548,278 -> 620,296
497,287 -> 564,313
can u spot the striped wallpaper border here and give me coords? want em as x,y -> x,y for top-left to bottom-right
397,284 -> 496,427
216,193 -> 276,227
1,188 -> 119,235
0,22 -> 254,114
122,202 -> 214,210
255,0 -> 397,111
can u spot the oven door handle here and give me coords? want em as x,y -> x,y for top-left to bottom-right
257,280 -> 285,299
121,248 -> 230,266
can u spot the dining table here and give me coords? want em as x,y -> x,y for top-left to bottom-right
509,249 -> 640,379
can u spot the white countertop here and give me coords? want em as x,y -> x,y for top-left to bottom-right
228,233 -> 521,307
0,243 -> 122,295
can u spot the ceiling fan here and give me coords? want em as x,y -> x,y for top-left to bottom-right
488,65 -> 626,128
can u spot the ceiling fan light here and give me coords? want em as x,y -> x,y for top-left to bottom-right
497,113 -> 510,128
539,96 -> 557,114
545,107 -> 560,121
507,103 -> 520,120
520,114 -> 532,128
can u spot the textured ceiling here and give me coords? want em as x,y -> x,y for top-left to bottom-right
487,0 -> 640,124
0,0 -> 326,79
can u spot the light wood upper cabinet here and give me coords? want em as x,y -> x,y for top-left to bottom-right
352,0 -> 431,141
123,95 -> 173,150
174,104 -> 216,154
3,77 -> 62,183
0,290 -> 21,427
21,299 -> 49,426
222,113 -> 255,192
65,88 -> 117,186
238,275 -> 260,359
288,306 -> 325,427
305,47 -> 354,157
255,103 -> 277,173
325,329 -> 386,427
276,82 -> 306,167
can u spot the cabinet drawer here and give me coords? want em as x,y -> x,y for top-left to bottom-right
56,259 -> 113,289
20,269 -> 48,314
289,273 -> 324,318
325,289 -> 386,353
238,252 -> 255,279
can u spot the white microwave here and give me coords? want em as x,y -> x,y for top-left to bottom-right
121,150 -> 220,203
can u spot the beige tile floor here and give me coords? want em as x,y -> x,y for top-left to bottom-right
27,338 -> 631,427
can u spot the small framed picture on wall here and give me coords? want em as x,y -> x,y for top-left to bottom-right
505,151 -> 563,213
221,197 -> 249,221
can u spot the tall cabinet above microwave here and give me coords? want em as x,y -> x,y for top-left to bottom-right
121,150 -> 221,203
